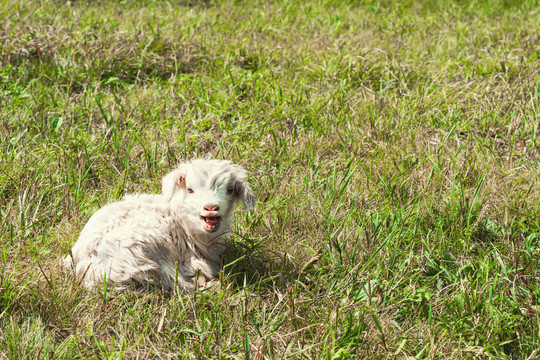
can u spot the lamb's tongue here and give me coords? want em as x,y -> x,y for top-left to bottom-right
206,217 -> 218,225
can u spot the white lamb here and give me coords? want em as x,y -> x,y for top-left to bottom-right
64,159 -> 255,293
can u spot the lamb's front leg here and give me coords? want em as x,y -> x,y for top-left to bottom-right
190,257 -> 221,289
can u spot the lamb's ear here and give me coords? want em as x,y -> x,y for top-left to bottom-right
234,180 -> 256,211
162,167 -> 186,200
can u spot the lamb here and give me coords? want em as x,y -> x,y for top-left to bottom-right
64,159 -> 255,293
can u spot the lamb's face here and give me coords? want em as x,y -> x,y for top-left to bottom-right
162,160 -> 255,235
183,167 -> 236,233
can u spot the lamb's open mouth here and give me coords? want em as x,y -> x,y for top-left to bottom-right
201,216 -> 221,232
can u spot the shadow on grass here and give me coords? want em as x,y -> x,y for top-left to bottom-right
221,236 -> 299,293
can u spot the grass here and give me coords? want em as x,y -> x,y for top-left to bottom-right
1,0 -> 540,358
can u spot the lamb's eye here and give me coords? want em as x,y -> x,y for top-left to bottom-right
226,186 -> 234,195
187,188 -> 194,194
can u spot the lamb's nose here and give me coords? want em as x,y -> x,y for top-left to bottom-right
204,204 -> 220,212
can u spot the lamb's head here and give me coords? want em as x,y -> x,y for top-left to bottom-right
162,159 -> 255,234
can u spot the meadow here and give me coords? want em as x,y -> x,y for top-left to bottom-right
1,0 -> 540,358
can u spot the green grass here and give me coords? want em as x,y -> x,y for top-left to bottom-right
1,0 -> 540,358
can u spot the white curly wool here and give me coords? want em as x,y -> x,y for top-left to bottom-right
64,159 -> 255,293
